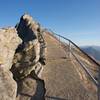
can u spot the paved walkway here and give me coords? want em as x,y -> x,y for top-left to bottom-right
42,33 -> 97,100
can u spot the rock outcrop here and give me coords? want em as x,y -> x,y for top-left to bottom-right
10,14 -> 46,100
0,28 -> 22,100
0,14 -> 46,100
11,14 -> 46,81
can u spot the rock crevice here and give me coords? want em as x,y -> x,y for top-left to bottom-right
11,14 -> 47,100
0,14 -> 47,100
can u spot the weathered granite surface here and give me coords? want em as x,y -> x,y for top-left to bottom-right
11,14 -> 46,100
0,28 -> 22,100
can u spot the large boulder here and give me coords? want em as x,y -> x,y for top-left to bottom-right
0,28 -> 22,100
16,77 -> 45,100
11,14 -> 46,100
11,14 -> 45,80
0,28 -> 22,70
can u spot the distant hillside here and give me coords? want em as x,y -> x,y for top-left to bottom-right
81,46 -> 100,62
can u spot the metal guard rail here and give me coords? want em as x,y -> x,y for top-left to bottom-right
45,29 -> 100,87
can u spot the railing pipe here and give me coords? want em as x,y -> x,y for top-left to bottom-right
71,51 -> 98,86
45,29 -> 100,99
48,29 -> 100,67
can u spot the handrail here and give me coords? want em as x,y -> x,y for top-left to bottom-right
71,51 -> 98,86
48,29 -> 100,67
45,29 -> 100,87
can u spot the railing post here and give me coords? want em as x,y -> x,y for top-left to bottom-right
48,31 -> 100,98
59,35 -> 61,49
68,41 -> 71,59
98,72 -> 100,100
98,85 -> 100,100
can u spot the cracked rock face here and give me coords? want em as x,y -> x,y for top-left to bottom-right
16,77 -> 45,100
11,14 -> 43,81
0,28 -> 22,100
0,14 -> 45,100
11,14 -> 46,100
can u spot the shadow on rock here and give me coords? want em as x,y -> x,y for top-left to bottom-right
45,96 -> 67,100
16,73 -> 46,100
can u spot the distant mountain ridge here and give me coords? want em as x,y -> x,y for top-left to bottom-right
81,46 -> 100,62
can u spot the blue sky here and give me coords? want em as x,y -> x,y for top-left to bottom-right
0,0 -> 100,46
